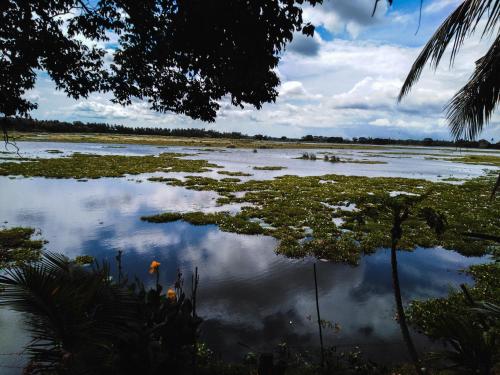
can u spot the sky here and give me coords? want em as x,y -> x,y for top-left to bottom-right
28,0 -> 500,140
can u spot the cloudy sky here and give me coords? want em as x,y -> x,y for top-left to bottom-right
29,0 -> 500,140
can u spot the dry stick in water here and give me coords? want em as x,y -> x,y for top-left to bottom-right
314,263 -> 325,366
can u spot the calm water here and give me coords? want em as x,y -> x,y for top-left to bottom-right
0,142 -> 496,372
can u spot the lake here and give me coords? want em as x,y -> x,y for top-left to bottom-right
0,141 -> 497,372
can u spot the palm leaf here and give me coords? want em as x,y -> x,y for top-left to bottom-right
0,252 -> 141,373
399,0 -> 500,101
446,33 -> 500,140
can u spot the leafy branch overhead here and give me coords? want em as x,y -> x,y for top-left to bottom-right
0,0 -> 321,121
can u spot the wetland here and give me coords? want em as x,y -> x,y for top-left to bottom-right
0,138 -> 499,372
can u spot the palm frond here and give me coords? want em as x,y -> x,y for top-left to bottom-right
446,33 -> 500,140
398,0 -> 500,101
0,252 -> 141,373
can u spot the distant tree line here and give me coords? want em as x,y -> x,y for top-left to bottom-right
3,117 -> 499,149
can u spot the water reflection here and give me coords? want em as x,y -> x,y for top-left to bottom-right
0,162 -> 491,369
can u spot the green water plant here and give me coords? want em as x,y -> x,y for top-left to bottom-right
144,173 -> 499,263
217,171 -> 253,177
0,153 -> 220,179
253,166 -> 287,170
0,227 -> 44,268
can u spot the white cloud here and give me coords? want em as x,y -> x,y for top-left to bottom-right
424,0 -> 461,15
26,4 -> 500,141
303,0 -> 388,38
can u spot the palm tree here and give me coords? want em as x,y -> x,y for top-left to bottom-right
0,252 -> 202,374
0,252 -> 140,374
396,0 -> 500,141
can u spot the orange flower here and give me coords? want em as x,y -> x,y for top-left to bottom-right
167,288 -> 176,301
149,260 -> 160,274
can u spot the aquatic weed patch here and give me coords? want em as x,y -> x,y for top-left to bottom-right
144,173 -> 499,263
253,166 -> 287,170
217,171 -> 253,177
0,153 -> 221,179
0,227 -> 44,268
142,211 -> 265,235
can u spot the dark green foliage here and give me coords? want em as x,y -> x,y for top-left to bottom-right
0,227 -> 43,268
0,0 -> 321,120
408,263 -> 500,373
426,302 -> 499,374
0,252 -> 202,374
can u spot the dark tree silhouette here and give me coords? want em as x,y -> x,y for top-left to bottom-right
0,0 -> 320,121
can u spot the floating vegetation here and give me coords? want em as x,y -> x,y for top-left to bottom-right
0,153 -> 221,179
0,227 -> 44,268
142,211 -> 266,235
144,174 -> 500,263
141,212 -> 183,223
217,171 -> 253,177
147,176 -> 182,183
253,166 -> 287,170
